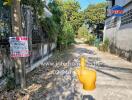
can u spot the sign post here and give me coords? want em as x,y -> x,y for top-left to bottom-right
9,36 -> 29,58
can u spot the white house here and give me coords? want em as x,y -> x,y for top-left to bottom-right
104,0 -> 132,61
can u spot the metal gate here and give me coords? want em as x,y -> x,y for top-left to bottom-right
0,5 -> 12,80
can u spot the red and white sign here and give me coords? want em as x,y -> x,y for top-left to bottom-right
9,36 -> 30,58
112,10 -> 124,15
111,5 -> 124,17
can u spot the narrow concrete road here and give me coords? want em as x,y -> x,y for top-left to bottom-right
1,43 -> 132,100
73,44 -> 132,100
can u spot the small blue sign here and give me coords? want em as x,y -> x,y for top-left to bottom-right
111,5 -> 124,17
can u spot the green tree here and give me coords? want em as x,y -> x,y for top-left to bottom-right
49,0 -> 80,48
84,2 -> 106,24
63,0 -> 80,21
63,0 -> 84,34
57,21 -> 74,48
22,0 -> 45,17
48,0 -> 63,33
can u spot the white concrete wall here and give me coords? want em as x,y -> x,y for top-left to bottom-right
104,3 -> 132,50
115,0 -> 131,6
26,42 -> 56,73
107,0 -> 131,17
116,25 -> 132,50
104,16 -> 118,43
104,18 -> 132,51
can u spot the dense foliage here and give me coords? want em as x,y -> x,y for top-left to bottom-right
78,26 -> 89,37
21,0 -> 106,48
98,38 -> 110,52
39,17 -> 58,42
78,26 -> 96,45
48,0 -> 84,49
22,0 -> 45,18
5,0 -> 106,48
63,0 -> 84,34
84,3 -> 107,24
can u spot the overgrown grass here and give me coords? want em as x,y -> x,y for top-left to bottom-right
98,38 -> 110,52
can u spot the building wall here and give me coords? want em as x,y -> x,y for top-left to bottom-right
104,3 -> 132,61
115,0 -> 131,6
107,0 -> 132,17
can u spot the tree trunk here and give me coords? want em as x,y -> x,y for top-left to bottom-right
11,0 -> 26,88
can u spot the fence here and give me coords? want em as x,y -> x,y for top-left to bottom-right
0,5 -> 12,81
0,5 -> 56,90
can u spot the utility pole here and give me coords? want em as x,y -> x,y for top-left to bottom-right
11,0 -> 26,88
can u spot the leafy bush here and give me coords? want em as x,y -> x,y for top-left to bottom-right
98,38 -> 110,52
63,21 -> 75,44
78,26 -> 89,38
86,34 -> 96,45
57,21 -> 75,49
40,17 -> 58,42
78,26 -> 96,45
103,38 -> 109,51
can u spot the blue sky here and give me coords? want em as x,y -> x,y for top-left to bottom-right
77,0 -> 106,10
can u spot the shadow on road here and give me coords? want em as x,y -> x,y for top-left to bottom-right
96,69 -> 121,80
100,64 -> 132,73
82,95 -> 95,100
